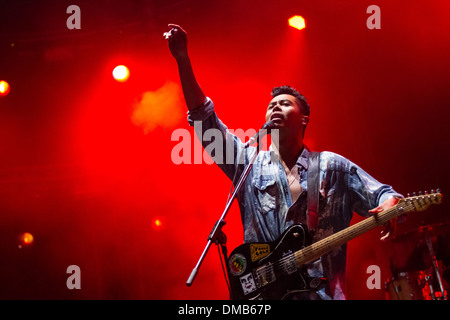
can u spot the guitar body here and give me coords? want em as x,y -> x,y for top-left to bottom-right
227,224 -> 325,300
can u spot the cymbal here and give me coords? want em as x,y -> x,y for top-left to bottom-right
392,222 -> 450,242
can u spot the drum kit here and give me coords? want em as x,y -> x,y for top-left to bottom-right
385,222 -> 449,300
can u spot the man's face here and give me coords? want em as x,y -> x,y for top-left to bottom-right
265,94 -> 306,131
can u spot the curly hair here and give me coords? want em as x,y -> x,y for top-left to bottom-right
271,86 -> 310,116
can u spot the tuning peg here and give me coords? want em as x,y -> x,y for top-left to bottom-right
419,191 -> 423,195
431,189 -> 435,193
413,192 -> 417,196
407,193 -> 411,197
436,188 -> 441,193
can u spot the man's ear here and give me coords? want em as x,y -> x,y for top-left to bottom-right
301,116 -> 309,126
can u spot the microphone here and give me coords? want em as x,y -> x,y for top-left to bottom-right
244,121 -> 276,148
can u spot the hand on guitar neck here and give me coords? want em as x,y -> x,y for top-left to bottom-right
369,196 -> 400,241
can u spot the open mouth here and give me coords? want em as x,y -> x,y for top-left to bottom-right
270,113 -> 283,121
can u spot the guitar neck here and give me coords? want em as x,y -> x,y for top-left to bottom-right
294,200 -> 413,266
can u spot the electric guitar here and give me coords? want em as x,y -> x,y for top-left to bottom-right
227,191 -> 443,300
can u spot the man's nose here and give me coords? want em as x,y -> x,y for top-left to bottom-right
272,103 -> 282,111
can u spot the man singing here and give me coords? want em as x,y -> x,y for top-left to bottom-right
165,24 -> 401,300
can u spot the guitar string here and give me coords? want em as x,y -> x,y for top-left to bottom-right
254,200 -> 422,284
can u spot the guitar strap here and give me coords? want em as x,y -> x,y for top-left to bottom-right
307,151 -> 320,233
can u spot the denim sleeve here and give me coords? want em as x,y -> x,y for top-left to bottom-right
187,97 -> 247,181
347,161 -> 403,217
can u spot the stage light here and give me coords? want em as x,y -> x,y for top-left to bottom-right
0,80 -> 10,96
288,15 -> 306,31
152,217 -> 165,231
18,232 -> 34,248
112,65 -> 130,82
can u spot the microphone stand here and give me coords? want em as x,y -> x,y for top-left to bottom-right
186,133 -> 269,295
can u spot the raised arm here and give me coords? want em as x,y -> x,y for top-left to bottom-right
165,24 -> 248,181
165,24 -> 207,111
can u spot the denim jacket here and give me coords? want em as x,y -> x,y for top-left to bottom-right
187,98 -> 402,299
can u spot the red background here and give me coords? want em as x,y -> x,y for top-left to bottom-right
0,0 -> 449,299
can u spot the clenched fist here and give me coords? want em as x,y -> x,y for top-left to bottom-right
164,24 -> 188,61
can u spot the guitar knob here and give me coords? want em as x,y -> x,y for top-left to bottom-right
309,277 -> 322,289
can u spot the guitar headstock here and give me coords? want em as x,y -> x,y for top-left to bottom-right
399,189 -> 443,212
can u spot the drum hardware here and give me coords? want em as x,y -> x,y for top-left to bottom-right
385,222 -> 449,300
424,231 -> 447,300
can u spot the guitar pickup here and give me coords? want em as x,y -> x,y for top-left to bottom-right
254,263 -> 276,287
283,253 -> 299,275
